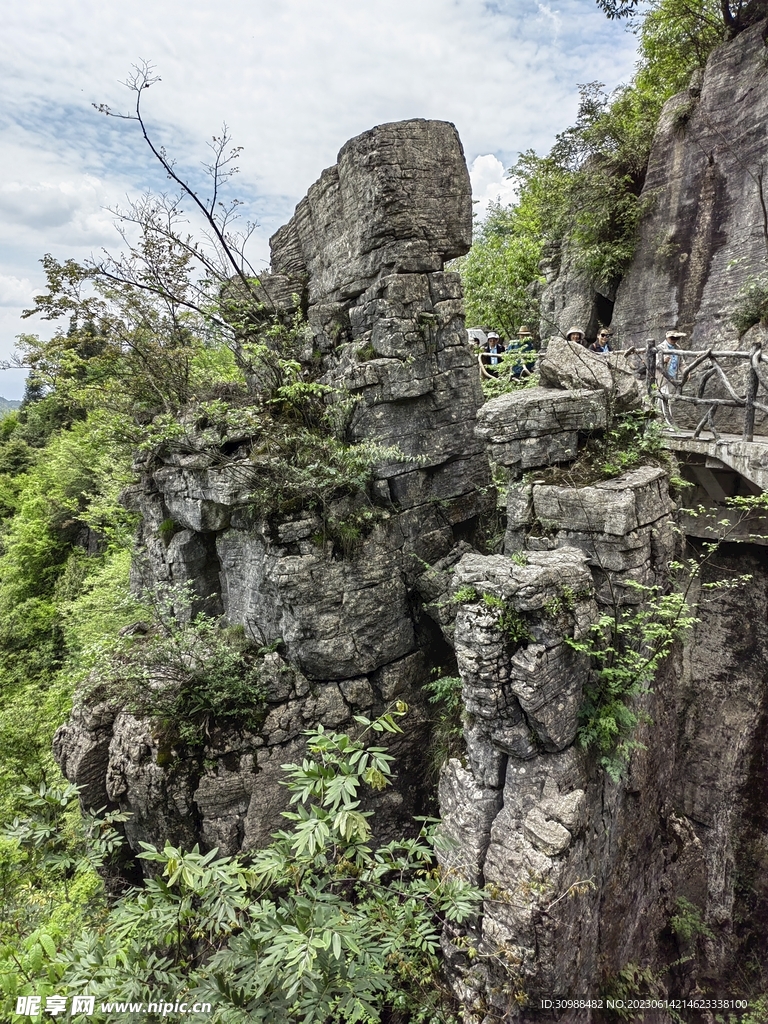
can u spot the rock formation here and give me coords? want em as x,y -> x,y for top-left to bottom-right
53,97 -> 768,1020
55,118 -> 491,855
541,18 -> 768,350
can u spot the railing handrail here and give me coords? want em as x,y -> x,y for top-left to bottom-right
626,340 -> 765,443
625,346 -> 763,359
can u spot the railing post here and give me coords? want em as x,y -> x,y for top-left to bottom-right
743,341 -> 761,442
646,343 -> 656,396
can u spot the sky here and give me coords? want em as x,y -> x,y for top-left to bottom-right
0,0 -> 639,399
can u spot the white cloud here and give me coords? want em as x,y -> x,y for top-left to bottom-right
0,275 -> 34,307
0,179 -> 116,241
537,2 -> 562,38
470,154 -> 518,218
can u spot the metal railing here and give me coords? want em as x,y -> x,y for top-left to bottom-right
624,342 -> 767,442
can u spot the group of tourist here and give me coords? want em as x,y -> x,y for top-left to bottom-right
476,324 -> 688,390
479,325 -> 536,378
564,325 -> 613,354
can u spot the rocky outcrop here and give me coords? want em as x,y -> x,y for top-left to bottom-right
55,119 -> 490,855
475,385 -> 607,473
440,537 -> 768,1019
612,20 -> 768,348
52,106 -> 768,1017
539,20 -> 768,352
539,336 -> 644,414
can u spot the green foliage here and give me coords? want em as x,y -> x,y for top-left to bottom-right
87,588 -> 269,748
716,996 -> 768,1024
731,275 -> 768,336
551,81 -> 664,285
669,896 -> 714,944
543,413 -> 670,488
544,585 -> 578,619
453,585 -> 478,604
480,353 -> 539,401
459,0 -> 729,323
597,0 -> 757,39
568,580 -> 697,780
455,201 -> 543,339
157,517 -> 180,543
634,1 -> 724,98
17,712 -> 481,1023
482,593 -> 533,645
601,961 -> 669,1019
0,782 -> 128,1015
424,675 -> 465,774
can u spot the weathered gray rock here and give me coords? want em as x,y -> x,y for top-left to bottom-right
529,466 -> 677,603
538,252 -> 614,347
437,760 -> 503,885
539,337 -> 644,414
270,120 -> 472,309
533,465 -> 673,536
539,337 -> 614,393
216,529 -> 415,679
52,703 -> 118,813
476,386 -> 607,442
452,549 -> 596,751
612,20 -> 768,350
56,118 -> 491,862
475,386 -> 607,471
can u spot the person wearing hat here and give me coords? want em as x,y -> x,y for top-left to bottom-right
657,329 -> 687,389
481,331 -> 506,376
512,325 -> 536,377
565,326 -> 586,346
589,328 -> 613,355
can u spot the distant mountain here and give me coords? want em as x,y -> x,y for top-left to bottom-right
0,397 -> 21,413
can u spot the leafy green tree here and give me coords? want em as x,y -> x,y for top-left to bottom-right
2,711 -> 483,1024
595,0 -> 760,37
634,0 -> 724,97
456,202 -> 542,339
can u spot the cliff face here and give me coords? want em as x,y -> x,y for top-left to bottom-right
613,19 -> 768,347
55,119 -> 492,856
439,388 -> 768,1014
541,18 -> 768,348
52,99 -> 768,1018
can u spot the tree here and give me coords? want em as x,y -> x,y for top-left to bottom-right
455,201 -> 542,339
1,711 -> 482,1023
595,0 -> 763,38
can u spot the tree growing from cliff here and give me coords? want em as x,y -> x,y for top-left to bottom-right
595,0 -> 760,38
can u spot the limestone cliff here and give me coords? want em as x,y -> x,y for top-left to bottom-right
542,18 -> 768,349
52,98 -> 768,1021
55,118 -> 492,856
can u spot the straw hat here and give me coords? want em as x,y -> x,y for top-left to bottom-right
565,326 -> 585,338
517,325 -> 533,337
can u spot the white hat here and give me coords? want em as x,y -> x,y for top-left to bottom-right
487,331 -> 500,340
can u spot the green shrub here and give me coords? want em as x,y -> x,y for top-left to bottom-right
669,896 -> 713,944
731,276 -> 768,337
4,711 -> 481,1024
91,609 -> 270,748
482,592 -> 533,645
569,582 -> 697,780
424,674 -> 464,773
